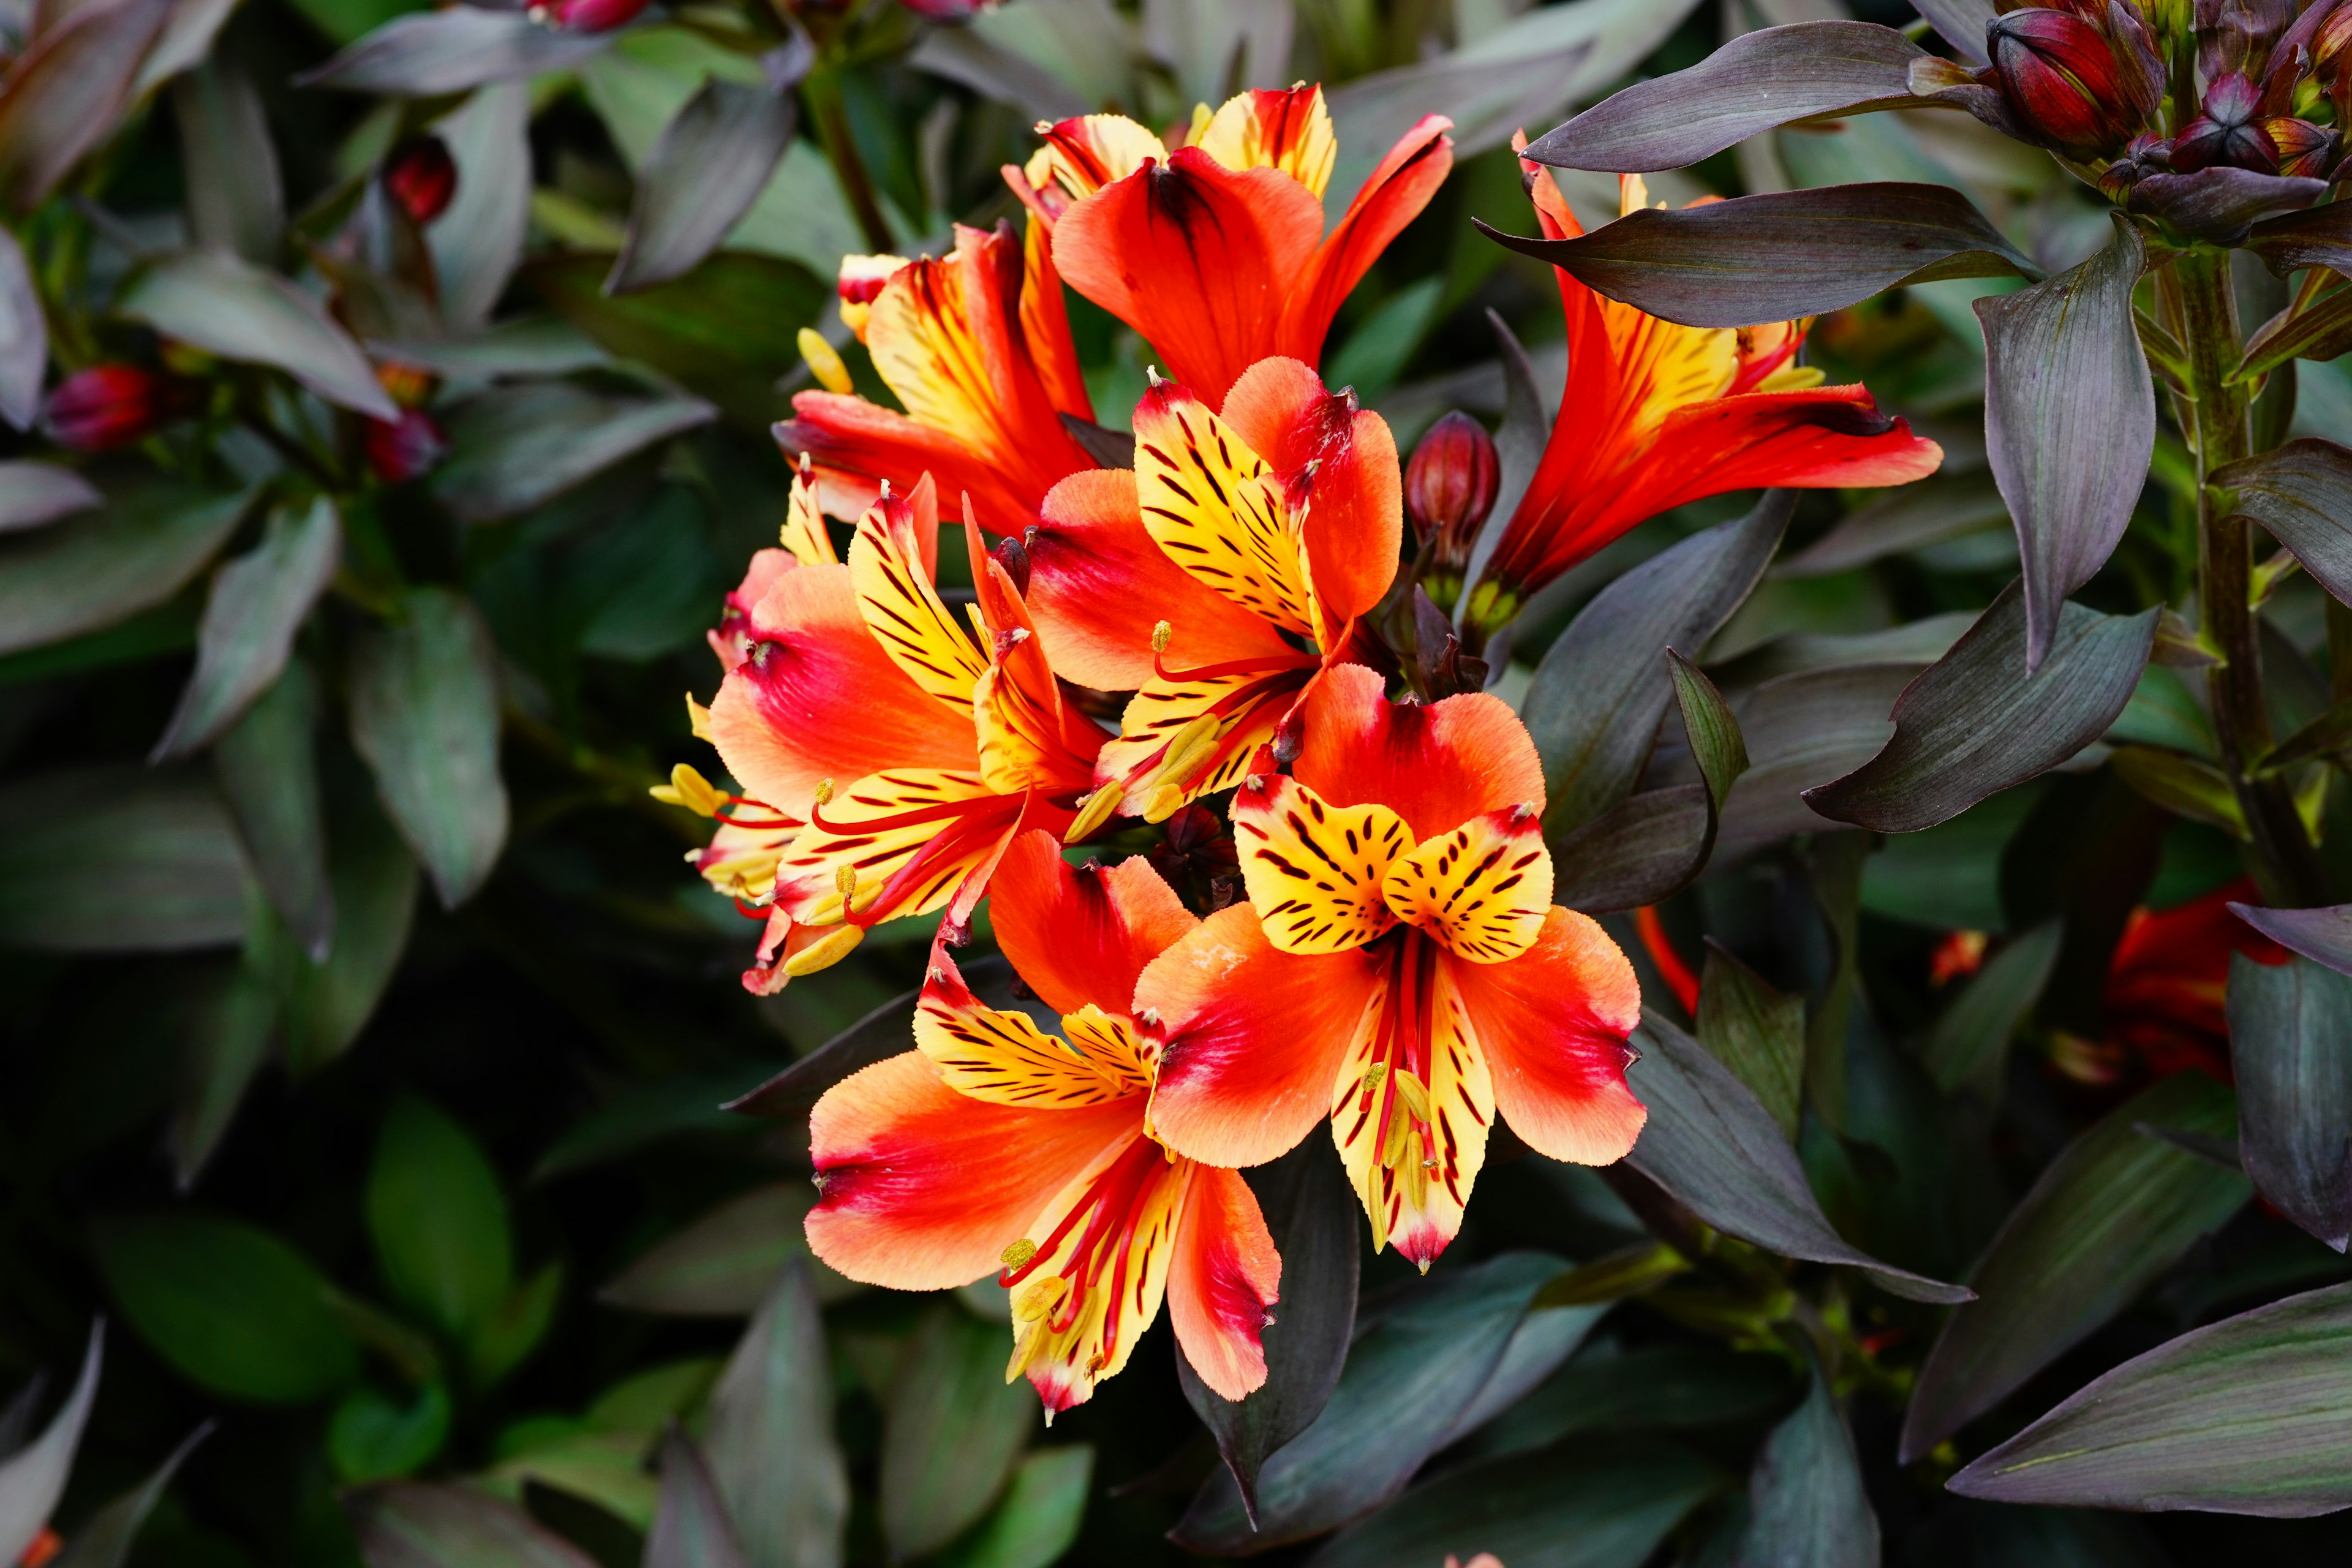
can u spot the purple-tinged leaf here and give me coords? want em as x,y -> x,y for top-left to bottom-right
608,77 -> 797,296
1947,1279 -> 2352,1515
426,379 -> 716,523
1776,469 -> 2008,579
0,462 -> 97,533
214,662 -> 335,964
0,1322 -> 100,1564
1898,1072 -> 2248,1462
1523,22 -> 1927,174
727,957 -> 1013,1119
0,767 -> 254,953
2239,286 -> 2352,382
1476,183 -> 2032,328
702,1262 -> 848,1568
1910,0 -> 1998,62
0,229 -> 43,431
153,497 -> 341,761
2225,952 -> 2352,1253
173,58 -> 283,266
879,1306 -> 1034,1561
2130,169 -> 2326,241
0,484 -> 251,658
1804,579 -> 2158,833
647,1428 -> 748,1568
0,0 -> 170,214
2230,901 -> 2352,976
1738,1368 -> 1879,1568
48,1417 -> 213,1568
118,252 -> 399,421
431,85 -> 532,333
1716,662 -> 1919,856
2213,439 -> 2352,605
2243,197 -> 2352,277
297,6 -> 614,96
1975,215 -> 2152,671
346,1482 -> 601,1567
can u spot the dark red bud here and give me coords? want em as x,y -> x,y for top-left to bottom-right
1989,7 -> 2143,156
896,0 -> 984,17
45,365 -> 192,451
536,0 -> 650,31
990,533 -> 1031,595
383,137 -> 456,225
1404,410 -> 1499,567
2173,70 -> 2282,170
365,408 -> 449,483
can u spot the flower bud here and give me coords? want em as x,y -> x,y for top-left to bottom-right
2173,70 -> 2282,171
533,0 -> 650,32
1404,411 -> 1499,568
383,137 -> 456,225
896,0 -> 983,16
365,408 -> 449,483
2267,115 -> 2340,176
45,365 -> 192,451
1989,7 -> 2147,157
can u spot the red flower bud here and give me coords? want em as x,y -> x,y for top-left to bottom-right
1404,410 -> 1499,568
45,365 -> 194,451
365,408 -> 448,483
2173,70 -> 2282,171
1989,7 -> 2145,156
383,137 -> 456,226
535,0 -> 649,32
897,0 -> 983,15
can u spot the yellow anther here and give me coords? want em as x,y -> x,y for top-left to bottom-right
1380,1099 -> 1411,1169
835,864 -> 859,903
657,763 -> 720,816
1359,1061 -> 1388,1095
1142,783 -> 1187,823
782,924 -> 863,978
1014,1276 -> 1069,1322
1064,785 -> 1123,843
797,327 -> 853,395
1001,1238 -> 1037,1270
1151,620 -> 1172,654
685,693 -> 714,742
1392,1067 -> 1433,1122
1185,101 -> 1213,145
814,778 -> 835,806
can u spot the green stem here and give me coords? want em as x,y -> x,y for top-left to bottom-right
802,67 -> 895,254
2174,249 -> 2330,906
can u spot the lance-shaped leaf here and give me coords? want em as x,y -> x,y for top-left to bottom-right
1776,470 -> 2008,578
1737,1366 -> 1878,1568
427,379 -> 717,523
937,1447 -> 1092,1568
0,485 -> 249,657
2214,439 -> 2352,605
1911,0 -> 1998,61
2225,953 -> 2352,1253
92,1214 -> 359,1403
882,1306 -> 1035,1561
165,962 -> 276,1192
2242,196 -> 2352,277
1526,491 -> 1791,833
1947,1279 -> 2352,1515
0,463 -> 99,532
0,230 -> 43,430
601,1183 -> 858,1316
2231,902 -> 2352,976
0,0 -> 170,214
1178,1137 -> 1358,1521
118,252 -> 398,420
214,662 -> 334,962
1696,943 -> 1803,1139
2238,286 -> 2352,383
431,84 -> 532,334
0,1323 -> 101,1565
49,1419 -> 211,1568
348,588 -> 508,909
704,1260 -> 848,1568
1524,21 -> 1928,173
274,786 -> 417,1074
728,957 -> 1014,1118
1804,579 -> 2158,833
1457,310 -> 1551,612
153,498 -> 340,761
2109,744 -> 2247,837
1920,918 -> 2062,1101
1715,662 -> 1918,856
1623,1012 -> 1972,1303
346,1482 -> 601,1567
646,1427 -> 748,1568
0,767 -> 253,952
609,77 -> 798,295
1898,1072 -> 2250,1461
1477,183 -> 2032,330
173,58 -> 282,266
1975,216 -> 2152,671
300,6 -> 616,95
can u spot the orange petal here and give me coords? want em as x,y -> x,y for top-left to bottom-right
773,768 -> 1004,925
1381,804 -> 1551,963
988,829 -> 1197,1019
1232,770 -> 1410,954
915,937 -> 1147,1107
707,564 -> 979,815
1020,213 -> 1094,422
1279,114 -> 1453,384
1141,904 -> 1387,1167
848,478 -> 990,710
1218,358 -> 1402,632
1191,86 -> 1336,197
1052,148 -> 1324,407
1165,1161 -> 1280,1402
1447,910 -> 1645,1166
782,462 -> 839,567
1292,664 -> 1546,841
1093,663 -> 1310,818
710,546 -> 798,671
1131,375 -> 1316,636
970,548 -> 1102,794
1026,113 -> 1170,208
807,1052 -> 1139,1290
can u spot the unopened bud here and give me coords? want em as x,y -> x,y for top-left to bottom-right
2173,70 -> 2280,172
364,408 -> 449,483
835,254 -> 910,342
1404,411 -> 1499,568
383,137 -> 457,225
2268,115 -> 2339,175
45,365 -> 196,451
1988,7 -> 2147,158
539,0 -> 650,31
992,533 -> 1031,595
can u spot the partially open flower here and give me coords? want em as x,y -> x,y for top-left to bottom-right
1405,410 -> 1499,576
45,365 -> 196,451
2267,115 -> 2339,175
383,137 -> 456,226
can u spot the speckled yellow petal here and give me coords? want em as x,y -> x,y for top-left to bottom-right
1381,803 -> 1552,964
1232,771 -> 1410,955
1131,379 -> 1314,637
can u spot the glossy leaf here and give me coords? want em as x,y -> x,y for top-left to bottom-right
165,962 -> 277,1192
1920,918 -> 2062,1101
0,1323 -> 100,1565
172,58 -> 282,265
883,1305 -> 1035,1561
1735,1369 -> 1876,1568
1976,217 -> 2152,670
118,252 -> 398,420
301,7 -> 614,95
91,1213 -> 360,1403
347,588 -> 509,908
0,767 -> 253,952
1525,21 -> 1926,173
345,1482 -> 601,1568
2226,953 -> 2352,1253
48,1420 -> 211,1568
2215,439 -> 2352,605
1947,1278 -> 2352,1515
610,78 -> 797,295
704,1260 -> 848,1568
2231,902 -> 2352,976
369,1095 -> 513,1346
214,662 -> 335,962
0,462 -> 98,533
1804,580 -> 2158,834
274,785 -> 418,1072
1624,1012 -> 1972,1303
0,230 -> 43,430
600,1183 -> 858,1315
1898,1072 -> 2251,1461
647,1428 -> 748,1568
431,85 -> 532,333
0,0 -> 170,214
153,497 -> 340,760
0,484 -> 249,657
2241,196 -> 2352,277
1715,662 -> 1917,856
427,379 -> 717,523
935,1447 -> 1093,1568
1433,1300 -> 1610,1447
728,958 -> 1013,1118
1777,470 -> 2008,579
1177,1137 -> 1359,1520
1696,943 -> 1804,1139
1477,183 -> 2032,329
2130,170 -> 2321,243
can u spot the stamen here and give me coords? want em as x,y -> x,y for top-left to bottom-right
1001,1238 -> 1038,1269
650,763 -> 721,816
1151,620 -> 1172,654
797,327 -> 853,396
1014,1277 -> 1069,1322
1064,785 -> 1123,844
1142,783 -> 1186,823
782,924 -> 862,977
813,778 -> 835,806
685,693 -> 714,742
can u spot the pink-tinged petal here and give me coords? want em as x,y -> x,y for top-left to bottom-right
710,546 -> 797,670
807,1052 -> 1139,1290
1292,663 -> 1546,841
1447,911 -> 1646,1165
780,393 -> 1069,538
1025,467 -> 1298,690
1141,904 -> 1387,1167
1218,358 -> 1402,630
1280,115 -> 1453,373
707,564 -> 979,815
989,830 -> 1198,1018
1166,1162 -> 1280,1402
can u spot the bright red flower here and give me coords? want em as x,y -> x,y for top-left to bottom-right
45,365 -> 195,451
2101,879 -> 2290,1081
383,137 -> 456,225
807,834 -> 1280,1417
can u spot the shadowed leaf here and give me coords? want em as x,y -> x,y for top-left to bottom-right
704,1260 -> 848,1568
936,1447 -> 1092,1568
49,1420 -> 211,1568
2231,901 -> 2352,976
118,252 -> 397,420
153,498 -> 340,760
213,662 -> 335,962
1920,919 -> 2061,1101
0,1323 -> 101,1565
1736,1368 -> 1876,1568
2215,439 -> 2352,605
600,1183 -> 860,1316
0,0 -> 170,213
0,484 -> 249,658
2226,953 -> 2352,1253
427,379 -> 717,523
1696,944 -> 1803,1139
0,231 -> 43,429
609,78 -> 797,295
882,1305 -> 1035,1561
92,1215 -> 359,1403
0,767 -> 253,952
345,1482 -> 600,1567
728,958 -> 1014,1118
646,1428 -> 748,1568
300,7 -> 614,95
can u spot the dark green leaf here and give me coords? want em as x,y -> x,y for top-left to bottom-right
1524,21 -> 1926,173
1920,918 -> 2061,1101
530,1066 -> 776,1180
1458,309 -> 1550,602
214,660 -> 335,961
1717,663 -> 1918,856
0,484 -> 249,657
611,80 -> 797,295
172,58 -> 282,265
2109,664 -> 2217,759
470,1259 -> 562,1388
165,960 -> 277,1191
1898,1072 -> 2250,1460
1476,183 -> 2031,329
0,233 -> 42,429
2231,901 -> 2352,976
1804,580 -> 2158,833
348,588 -> 509,908
153,497 -> 340,760
428,379 -> 717,523
600,1182 -> 858,1315
883,1305 -> 1035,1561
345,1482 -> 601,1567
1530,1240 -> 1689,1307
1177,1137 -> 1358,1519
1547,785 -> 1715,914
1858,783 -> 2040,932
329,1384 -> 451,1484
1459,1343 -> 1793,1461
1975,217 -> 2152,670
2215,439 -> 2352,604
2108,744 -> 2248,837
1697,944 -> 1804,1139
1624,1012 -> 1972,1302
48,1420 -> 211,1568
0,1323 -> 100,1562
935,1447 -> 1092,1568
1736,1368 -> 1875,1568
274,783 -> 418,1072
91,1213 -> 360,1403
1777,470 -> 2008,579
0,767 -> 252,952
2226,953 -> 2352,1252
2252,692 -> 2352,775
729,958 -> 1013,1118
704,1260 -> 848,1568
647,1428 -> 748,1568
369,1095 -> 513,1347
1949,1278 -> 2352,1514
0,0 -> 170,213
118,252 -> 397,420
299,8 -> 612,94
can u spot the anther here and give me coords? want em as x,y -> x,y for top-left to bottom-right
1064,785 -> 1122,844
1001,1238 -> 1038,1269
783,924 -> 863,977
1152,620 -> 1172,653
814,778 -> 835,805
797,327 -> 853,395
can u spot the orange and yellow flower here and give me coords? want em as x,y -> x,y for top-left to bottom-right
807,832 -> 1280,1417
1023,356 -> 1401,829
1137,665 -> 1645,1268
1012,85 -> 1454,407
1459,146 -> 1943,635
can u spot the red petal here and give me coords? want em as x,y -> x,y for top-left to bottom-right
988,829 -> 1199,1018
1447,911 -> 1646,1165
1218,357 -> 1402,628
1166,1162 -> 1280,1402
1291,663 -> 1547,841
1280,115 -> 1453,377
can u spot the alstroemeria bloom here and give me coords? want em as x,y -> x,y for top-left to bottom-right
1460,151 -> 1943,636
703,473 -> 1102,990
1138,665 -> 1645,1267
1024,356 -> 1400,827
777,221 -> 1099,533
806,832 -> 1280,1417
1010,85 -> 1453,405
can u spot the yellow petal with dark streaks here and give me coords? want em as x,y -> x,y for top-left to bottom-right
1232,772 -> 1410,955
1381,804 -> 1552,964
915,987 -> 1136,1109
1060,1003 -> 1155,1093
848,499 -> 988,710
1132,380 -> 1315,637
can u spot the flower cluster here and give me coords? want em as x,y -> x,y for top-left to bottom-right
664,88 -> 1935,1416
